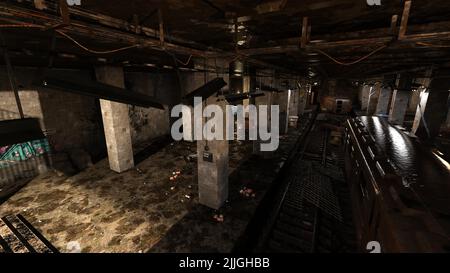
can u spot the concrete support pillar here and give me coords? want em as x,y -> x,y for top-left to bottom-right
367,82 -> 381,115
412,70 -> 450,139
96,66 -> 134,173
388,90 -> 410,125
273,85 -> 289,134
182,105 -> 195,142
375,86 -> 392,116
388,74 -> 413,125
375,75 -> 396,116
243,76 -> 250,110
197,98 -> 229,210
289,88 -> 299,118
443,102 -> 450,132
360,84 -> 371,111
298,84 -> 308,115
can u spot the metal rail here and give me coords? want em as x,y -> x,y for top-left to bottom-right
257,115 -> 354,253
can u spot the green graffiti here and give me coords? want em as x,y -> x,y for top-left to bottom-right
0,139 -> 50,168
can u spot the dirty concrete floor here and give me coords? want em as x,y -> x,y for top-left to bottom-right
0,133 -> 301,253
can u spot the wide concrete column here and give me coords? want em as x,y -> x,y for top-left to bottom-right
412,70 -> 450,139
367,82 -> 381,115
289,88 -> 299,117
243,75 -> 250,111
388,74 -> 413,125
360,84 -> 371,111
182,105 -> 195,142
298,83 -> 308,115
375,80 -> 393,116
375,75 -> 397,116
444,102 -> 450,132
273,87 -> 289,134
197,97 -> 229,210
96,66 -> 134,173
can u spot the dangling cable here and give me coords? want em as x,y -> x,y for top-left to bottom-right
313,44 -> 388,66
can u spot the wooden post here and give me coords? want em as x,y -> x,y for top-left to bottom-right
158,8 -> 164,46
301,17 -> 308,48
398,0 -> 412,40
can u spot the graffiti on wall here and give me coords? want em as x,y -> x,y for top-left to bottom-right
0,139 -> 50,168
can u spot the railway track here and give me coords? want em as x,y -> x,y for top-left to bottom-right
245,113 -> 356,253
0,214 -> 58,253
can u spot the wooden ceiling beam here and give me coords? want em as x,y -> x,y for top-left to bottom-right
398,0 -> 412,40
0,3 -> 298,74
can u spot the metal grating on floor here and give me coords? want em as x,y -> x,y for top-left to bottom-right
0,214 -> 58,253
301,174 -> 342,222
284,161 -> 342,222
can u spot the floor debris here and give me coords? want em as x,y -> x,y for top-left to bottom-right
213,214 -> 224,223
239,187 -> 256,198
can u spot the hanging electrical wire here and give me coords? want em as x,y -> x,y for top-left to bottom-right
55,30 -> 140,54
0,23 -> 141,54
313,44 -> 388,66
169,53 -> 192,66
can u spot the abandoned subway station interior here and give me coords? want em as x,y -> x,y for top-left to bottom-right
0,0 -> 449,254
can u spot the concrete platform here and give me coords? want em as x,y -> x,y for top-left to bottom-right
0,132 -> 301,253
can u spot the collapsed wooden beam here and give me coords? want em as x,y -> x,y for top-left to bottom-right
0,118 -> 45,147
183,77 -> 227,106
258,84 -> 282,93
223,92 -> 265,103
42,75 -> 165,109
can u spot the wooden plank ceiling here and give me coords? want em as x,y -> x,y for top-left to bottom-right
1,0 -> 450,79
